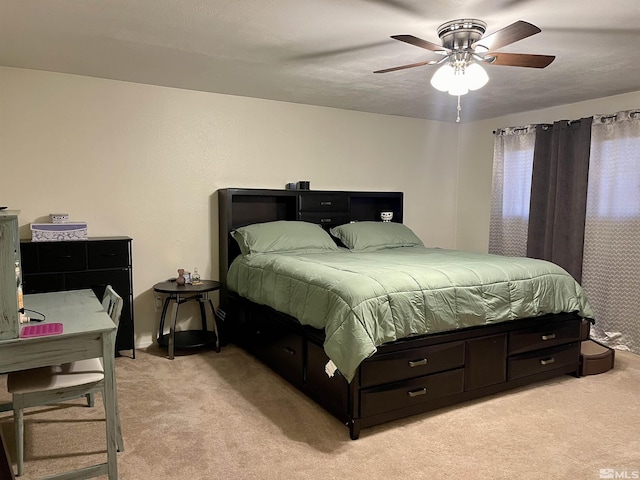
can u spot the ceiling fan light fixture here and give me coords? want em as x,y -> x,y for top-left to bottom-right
430,61 -> 486,96
466,62 -> 489,90
430,64 -> 454,91
448,70 -> 469,96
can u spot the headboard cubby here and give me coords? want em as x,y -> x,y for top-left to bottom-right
217,188 -> 403,298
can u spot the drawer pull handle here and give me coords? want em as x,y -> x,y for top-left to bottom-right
320,201 -> 332,206
283,347 -> 296,355
102,253 -> 117,257
541,333 -> 556,341
57,255 -> 73,259
408,388 -> 427,398
540,357 -> 555,366
408,359 -> 428,367
320,218 -> 332,223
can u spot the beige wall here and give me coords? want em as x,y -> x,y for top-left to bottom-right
0,67 -> 459,347
456,90 -> 640,253
5,65 -> 637,348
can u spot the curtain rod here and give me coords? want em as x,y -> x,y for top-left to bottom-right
596,110 -> 640,122
494,109 -> 639,133
493,125 -> 547,135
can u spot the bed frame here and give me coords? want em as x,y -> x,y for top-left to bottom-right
217,187 -> 582,439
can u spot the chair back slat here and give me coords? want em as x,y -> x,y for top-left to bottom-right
101,285 -> 124,328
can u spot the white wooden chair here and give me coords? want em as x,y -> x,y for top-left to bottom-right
7,285 -> 125,477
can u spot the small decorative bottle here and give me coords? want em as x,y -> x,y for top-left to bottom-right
192,267 -> 201,284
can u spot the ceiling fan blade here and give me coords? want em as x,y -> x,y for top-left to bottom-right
473,20 -> 541,51
391,35 -> 449,54
486,52 -> 555,68
374,60 -> 437,73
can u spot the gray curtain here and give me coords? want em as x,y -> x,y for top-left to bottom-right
582,110 -> 640,353
526,118 -> 593,282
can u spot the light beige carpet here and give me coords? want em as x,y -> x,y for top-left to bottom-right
1,344 -> 639,480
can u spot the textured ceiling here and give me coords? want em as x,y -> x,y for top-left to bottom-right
1,0 -> 639,123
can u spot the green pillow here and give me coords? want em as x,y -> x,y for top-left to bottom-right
330,222 -> 424,252
231,221 -> 340,255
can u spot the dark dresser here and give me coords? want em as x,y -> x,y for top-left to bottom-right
20,236 -> 135,357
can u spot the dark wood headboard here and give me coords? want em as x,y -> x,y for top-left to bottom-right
217,188 -> 403,300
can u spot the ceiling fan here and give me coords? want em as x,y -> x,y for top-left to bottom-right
375,19 -> 555,75
375,19 -> 554,120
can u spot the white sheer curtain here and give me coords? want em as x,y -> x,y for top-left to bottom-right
489,126 -> 536,256
582,110 -> 640,353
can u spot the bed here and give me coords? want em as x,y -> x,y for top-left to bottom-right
217,188 -> 593,439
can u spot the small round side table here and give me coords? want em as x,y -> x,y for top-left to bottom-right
153,279 -> 221,359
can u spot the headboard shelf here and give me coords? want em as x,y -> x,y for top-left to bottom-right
217,188 -> 403,298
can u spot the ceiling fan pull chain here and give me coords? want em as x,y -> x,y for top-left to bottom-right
456,95 -> 462,123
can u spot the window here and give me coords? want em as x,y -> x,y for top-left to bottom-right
488,126 -> 535,257
501,147 -> 533,218
588,136 -> 640,218
489,111 -> 640,354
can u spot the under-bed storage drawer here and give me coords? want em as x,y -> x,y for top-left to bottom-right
509,320 -> 580,355
360,369 -> 464,417
245,317 -> 304,386
305,340 -> 350,421
360,341 -> 464,388
508,342 -> 580,380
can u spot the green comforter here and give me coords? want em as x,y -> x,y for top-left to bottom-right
227,247 -> 593,383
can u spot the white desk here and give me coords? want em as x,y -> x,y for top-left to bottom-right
0,289 -> 119,480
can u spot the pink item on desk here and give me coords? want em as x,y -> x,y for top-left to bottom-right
20,323 -> 63,338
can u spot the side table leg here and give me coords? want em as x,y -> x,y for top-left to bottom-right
206,299 -> 221,353
198,297 -> 208,331
157,296 -> 171,344
168,298 -> 179,360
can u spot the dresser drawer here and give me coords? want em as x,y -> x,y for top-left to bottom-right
65,269 -> 130,299
298,211 -> 350,226
21,273 -> 65,294
360,368 -> 464,417
88,241 -> 130,269
509,320 -> 580,355
508,342 -> 580,380
19,242 -> 38,274
37,242 -> 87,272
360,341 -> 464,388
299,194 -> 349,212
